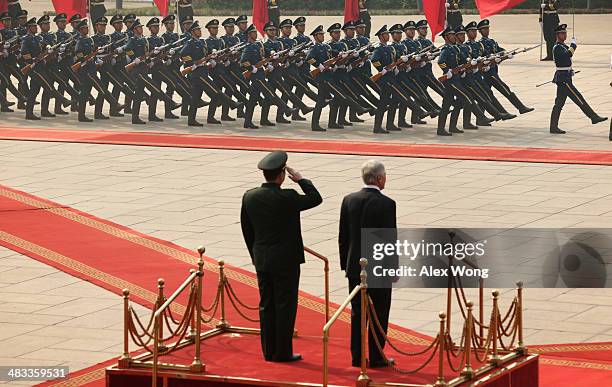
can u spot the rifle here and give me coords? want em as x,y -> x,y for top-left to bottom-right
536,70 -> 580,87
21,37 -> 74,75
182,41 -> 247,76
242,44 -> 293,79
265,40 -> 312,73
309,43 -> 369,78
71,36 -> 127,72
490,44 -> 540,67
126,36 -> 190,72
370,45 -> 432,82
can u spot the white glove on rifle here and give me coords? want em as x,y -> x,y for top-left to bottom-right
541,3 -> 546,8
401,55 -> 409,62
461,72 -> 466,78
288,50 -> 295,56
494,56 -> 501,63
148,61 -> 154,68
266,64 -> 274,72
191,64 -> 198,71
296,60 -> 304,66
169,49 -> 175,55
483,65 -> 490,72
95,59 -> 103,66
473,67 -> 479,73
133,57 -> 141,65
393,67 -> 399,75
352,51 -> 359,57
116,47 -> 123,53
318,63 -> 325,72
445,2 -> 450,8
164,59 -> 172,66
2,50 -> 8,58
380,68 -> 387,75
507,53 -> 513,59
415,55 -> 421,61
272,54 -> 279,60
405,65 -> 411,71
111,58 -> 117,65
251,65 -> 258,73
420,61 -> 426,68
224,60 -> 230,66
98,48 -> 105,54
446,70 -> 453,79
153,49 -> 160,55
3,43 -> 9,49
470,59 -> 477,66
341,52 -> 348,58
47,48 -> 53,54
208,59 -> 216,67
346,64 -> 352,72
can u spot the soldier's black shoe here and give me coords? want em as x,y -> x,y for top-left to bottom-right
221,115 -> 236,121
501,113 -> 516,120
328,123 -> 344,129
62,98 -> 73,108
41,111 -> 56,118
463,123 -> 478,130
198,99 -> 210,108
591,116 -> 608,125
277,117 -> 291,124
411,119 -> 427,125
312,125 -> 326,132
476,120 -> 492,127
26,113 -> 41,120
55,108 -> 69,115
301,106 -> 314,115
132,117 -> 146,125
165,112 -> 179,119
88,96 -> 96,106
450,127 -> 464,134
78,116 -> 93,123
339,120 -> 353,127
292,114 -> 307,121
188,120 -> 204,127
4,101 -> 14,107
430,109 -> 440,118
541,56 -> 553,61
349,116 -> 364,123
244,122 -> 259,129
437,129 -> 452,136
398,121 -> 413,128
110,112 -> 125,117
518,106 -> 534,114
169,102 -> 182,111
148,115 -> 163,122
1,107 -> 14,112
550,128 -> 566,134
207,118 -> 222,125
95,113 -> 110,120
283,107 -> 297,117
260,120 -> 275,126
387,125 -> 401,132
373,127 -> 389,134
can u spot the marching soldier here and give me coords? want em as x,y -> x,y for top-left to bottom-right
549,24 -> 606,134
414,20 -> 445,99
358,0 -> 371,38
109,14 -> 134,116
69,13 -> 81,36
53,13 -> 79,115
0,12 -> 27,112
291,16 -> 318,121
147,17 -> 174,122
221,17 -> 249,120
267,0 -> 280,29
14,10 -> 28,36
176,0 -> 194,32
162,14 -> 190,119
446,1 -> 463,30
540,0 -> 559,61
235,15 -> 248,43
124,14 -> 136,36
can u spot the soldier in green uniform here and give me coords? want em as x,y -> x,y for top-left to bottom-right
540,0 -> 559,61
267,0 -> 280,30
241,150 -> 322,363
445,1 -> 463,30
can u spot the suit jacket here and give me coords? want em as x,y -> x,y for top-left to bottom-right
241,179 -> 322,273
339,187 -> 397,279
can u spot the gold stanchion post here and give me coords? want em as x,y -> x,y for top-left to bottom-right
356,258 -> 370,387
461,301 -> 474,379
489,290 -> 501,365
435,312 -> 448,387
119,289 -> 131,367
516,281 -> 526,355
157,279 -> 167,352
218,260 -> 229,329
190,250 -> 205,372
187,269 -> 197,341
446,257 -> 452,333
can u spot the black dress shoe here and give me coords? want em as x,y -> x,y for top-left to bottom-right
463,123 -> 478,130
437,129 -> 452,136
339,121 -> 353,127
350,116 -> 364,123
301,106 -> 314,115
501,113 -> 517,120
94,114 -> 109,120
550,128 -> 566,134
188,120 -> 204,127
198,100 -> 210,108
207,118 -> 222,124
411,119 -> 427,125
41,111 -> 56,118
370,358 -> 394,369
110,112 -> 125,117
274,354 -> 303,362
292,115 -> 307,121
328,123 -> 344,129
450,127 -> 464,134
132,118 -> 146,125
55,108 -> 69,115
284,107 -> 297,117
312,125 -> 326,132
518,107 -> 535,114
591,116 -> 608,125
79,116 -> 93,123
387,125 -> 401,132
244,122 -> 259,129
148,115 -> 163,122
398,121 -> 413,128
276,117 -> 291,124
165,112 -> 179,119
476,120 -> 492,127
1,107 -> 14,112
221,115 -> 236,121
26,114 -> 41,120
373,127 -> 389,134
260,120 -> 275,126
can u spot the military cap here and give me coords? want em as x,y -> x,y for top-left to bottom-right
146,17 -> 159,28
374,24 -> 389,36
279,19 -> 292,28
16,10 -> 27,18
236,15 -> 248,24
293,16 -> 306,26
355,18 -> 366,28
76,19 -> 88,30
188,20 -> 201,33
439,26 -> 454,37
245,24 -> 257,34
342,20 -> 355,30
68,13 -> 81,23
415,19 -> 428,28
389,23 -> 403,34
110,14 -> 123,24
403,20 -> 416,30
257,151 -> 288,171
465,21 -> 478,31
454,25 -> 465,34
327,23 -> 341,33
26,17 -> 37,27
222,17 -> 235,27
123,14 -> 136,23
263,21 -> 277,31
37,15 -> 50,25
95,16 -> 108,25
180,15 -> 194,24
310,24 -> 324,36
128,19 -> 142,31
53,13 -> 67,23
161,15 -> 175,24
205,19 -> 219,28
554,23 -> 567,33
477,19 -> 490,29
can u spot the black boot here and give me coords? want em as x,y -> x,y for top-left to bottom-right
373,110 -> 388,134
25,98 -> 40,120
328,103 -> 343,129
187,101 -> 203,126
311,106 -> 326,132
131,101 -> 146,125
386,106 -> 401,131
549,105 -> 565,134
77,99 -> 93,123
349,107 -> 364,123
509,92 -> 534,114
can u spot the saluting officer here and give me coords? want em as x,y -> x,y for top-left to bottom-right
241,150 -> 322,363
540,0 -> 559,61
549,24 -> 607,134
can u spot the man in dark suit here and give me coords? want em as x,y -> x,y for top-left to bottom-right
339,160 -> 397,368
241,150 -> 323,362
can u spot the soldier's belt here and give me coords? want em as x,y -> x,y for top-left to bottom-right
556,67 -> 572,71
448,9 -> 460,13
269,6 -> 279,9
543,10 -> 558,13
359,8 -> 368,12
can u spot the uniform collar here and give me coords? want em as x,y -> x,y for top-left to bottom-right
262,182 -> 281,189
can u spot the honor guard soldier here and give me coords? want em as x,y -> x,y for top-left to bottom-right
436,26 -> 472,136
291,16 -> 317,116
446,1 -> 463,29
0,12 -> 28,112
540,0 -> 559,61
355,18 -> 377,90
146,17 -> 166,122
358,0 -> 371,38
53,12 -> 79,115
124,14 -> 136,37
235,15 -> 248,43
240,150 -> 322,363
180,15 -> 194,41
110,14 -> 133,116
267,0 -> 280,29
162,14 -> 190,119
14,10 -> 28,36
549,24 -> 606,134
68,13 -> 81,36
221,17 -> 248,120
7,0 -> 22,20
415,20 -> 445,99
477,19 -> 534,115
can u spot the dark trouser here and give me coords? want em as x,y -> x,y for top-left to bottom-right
348,276 -> 391,365
27,69 -> 62,116
438,79 -> 473,131
551,79 -> 598,130
256,266 -> 300,361
188,69 -> 238,123
483,71 -> 530,112
244,76 -> 290,125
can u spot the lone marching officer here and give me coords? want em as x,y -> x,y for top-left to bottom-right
240,151 -> 322,362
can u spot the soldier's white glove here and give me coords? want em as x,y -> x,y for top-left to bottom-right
208,59 -> 216,67
494,56 -> 501,63
266,63 -> 274,72
341,52 -> 348,58
461,72 -> 466,78
95,59 -> 103,66
352,51 -> 359,57
251,65 -> 258,73
148,61 -> 154,68
59,47 -> 65,53
483,65 -> 490,72
288,50 -> 295,56
98,47 -> 105,54
164,59 -> 172,66
191,64 -> 198,71
296,60 -> 304,66
473,67 -> 479,73
445,2 -> 450,8
2,50 -> 8,58
116,47 -> 123,53
169,49 -> 175,55
47,48 -> 53,54
541,3 -> 546,8
470,59 -> 477,65
224,60 -> 230,66
446,70 -> 453,79
571,37 -> 577,46
153,48 -> 160,54
346,64 -> 352,72
318,63 -> 325,72
393,67 -> 399,75
380,68 -> 387,75
406,65 -> 411,71
3,43 -> 9,49
401,55 -> 409,62
111,58 -> 117,65
507,53 -> 513,59
420,61 -> 426,67
415,55 -> 421,61
133,57 -> 141,64
272,54 -> 279,60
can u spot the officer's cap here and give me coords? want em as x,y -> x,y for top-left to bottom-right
76,19 -> 88,30
257,151 -> 288,171
279,19 -> 293,28
16,10 -> 28,18
188,20 -> 201,33
110,14 -> 123,25
38,15 -> 52,25
293,17 -> 306,26
53,13 -> 67,23
264,21 -> 277,31
554,24 -> 567,33
454,25 -> 465,34
26,17 -> 37,27
403,20 -> 416,30
375,25 -> 389,37
327,23 -> 341,33
355,18 -> 366,28
477,19 -> 490,29
95,16 -> 108,26
161,15 -> 175,25
181,15 -> 194,24
68,13 -> 81,23
124,14 -> 136,23
389,23 -> 403,34
342,20 -> 355,30
146,17 -> 159,28
465,21 -> 478,31
439,26 -> 455,37
415,19 -> 428,28
245,24 -> 257,34
128,19 -> 142,31
236,15 -> 248,24
205,19 -> 219,28
222,17 -> 235,27
310,24 -> 324,36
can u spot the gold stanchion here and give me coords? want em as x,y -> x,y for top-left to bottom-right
157,279 -> 167,352
516,281 -> 526,355
218,260 -> 229,329
119,289 -> 131,367
461,301 -> 474,379
356,258 -> 370,387
446,257 -> 452,333
489,290 -> 501,365
187,269 -> 197,341
152,312 -> 161,387
190,249 -> 205,372
435,312 -> 448,387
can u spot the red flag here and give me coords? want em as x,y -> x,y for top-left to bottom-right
422,0 -> 446,42
252,0 -> 268,35
154,0 -> 170,17
474,0 -> 528,18
51,0 -> 87,20
0,0 -> 7,12
344,0 -> 359,24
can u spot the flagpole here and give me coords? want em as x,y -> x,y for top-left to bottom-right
539,1 -> 544,60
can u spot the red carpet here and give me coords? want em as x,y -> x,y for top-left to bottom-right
2,126 -> 612,165
0,185 -> 608,386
